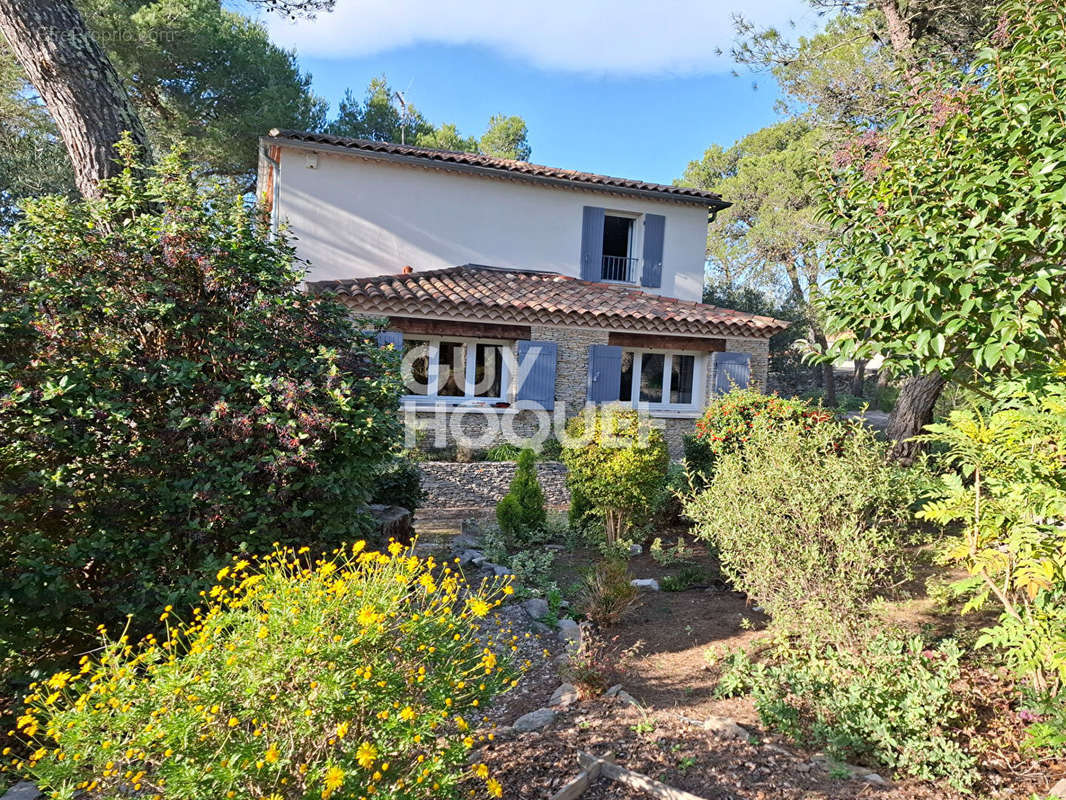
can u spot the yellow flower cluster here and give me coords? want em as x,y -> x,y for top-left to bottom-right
5,540 -> 520,800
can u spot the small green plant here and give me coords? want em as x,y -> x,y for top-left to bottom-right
495,448 -> 547,539
8,542 -> 516,799
576,559 -> 638,628
650,536 -> 693,567
828,763 -> 852,780
661,566 -> 706,592
562,408 -> 669,546
484,442 -> 522,461
560,630 -> 627,699
717,635 -> 978,791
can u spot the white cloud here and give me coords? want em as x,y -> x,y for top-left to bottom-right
266,0 -> 814,76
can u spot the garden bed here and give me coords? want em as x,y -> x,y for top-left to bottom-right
459,522 -> 1064,800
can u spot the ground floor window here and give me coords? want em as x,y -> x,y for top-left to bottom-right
619,350 -> 699,409
402,337 -> 508,403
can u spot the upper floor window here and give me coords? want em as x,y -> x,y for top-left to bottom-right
402,337 -> 509,403
619,350 -> 699,409
601,214 -> 638,282
581,206 -> 665,289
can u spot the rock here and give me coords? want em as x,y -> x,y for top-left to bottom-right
703,715 -> 750,741
458,549 -> 484,566
605,684 -> 623,697
862,773 -> 888,786
484,563 -> 511,577
557,618 -> 581,650
2,783 -> 41,800
1050,778 -> 1066,799
615,690 -> 640,707
530,621 -> 552,635
367,504 -> 412,546
521,598 -> 549,620
764,744 -> 790,756
629,543 -> 643,555
630,578 -> 660,591
549,683 -> 579,707
513,707 -> 556,732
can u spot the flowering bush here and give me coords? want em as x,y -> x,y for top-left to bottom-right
683,388 -> 831,486
6,542 -> 518,799
0,144 -> 402,653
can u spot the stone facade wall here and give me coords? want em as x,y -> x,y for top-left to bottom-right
720,336 -> 770,390
401,322 -> 770,460
419,461 -> 571,509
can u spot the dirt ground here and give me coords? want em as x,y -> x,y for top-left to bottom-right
465,526 -> 1066,800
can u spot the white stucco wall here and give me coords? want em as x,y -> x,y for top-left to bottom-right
269,145 -> 710,302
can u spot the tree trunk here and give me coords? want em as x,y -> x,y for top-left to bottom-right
0,0 -> 151,199
851,359 -> 867,398
886,372 -> 947,464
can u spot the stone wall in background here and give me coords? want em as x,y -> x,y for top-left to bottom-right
419,461 -> 570,510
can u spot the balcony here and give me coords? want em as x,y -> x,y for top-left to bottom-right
600,255 -> 640,283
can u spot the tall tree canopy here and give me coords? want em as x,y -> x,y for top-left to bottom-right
82,0 -> 327,184
479,114 -> 531,161
679,119 -> 837,402
327,77 -> 532,160
820,0 -> 1066,396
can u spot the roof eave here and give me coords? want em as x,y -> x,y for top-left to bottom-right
262,133 -> 730,210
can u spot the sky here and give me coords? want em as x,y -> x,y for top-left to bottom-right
263,0 -> 819,186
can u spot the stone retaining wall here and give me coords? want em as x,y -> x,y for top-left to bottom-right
419,461 -> 570,509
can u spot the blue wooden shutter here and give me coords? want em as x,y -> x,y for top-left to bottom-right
515,340 -> 557,410
587,344 -> 623,403
640,213 -> 665,288
712,352 -> 750,395
376,331 -> 403,349
580,206 -> 605,281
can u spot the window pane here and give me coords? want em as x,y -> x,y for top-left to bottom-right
473,343 -> 503,398
401,338 -> 430,395
670,354 -> 695,405
639,353 -> 664,403
437,341 -> 466,397
619,351 -> 634,402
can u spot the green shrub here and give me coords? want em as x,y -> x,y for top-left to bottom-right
369,454 -> 424,512
562,408 -> 669,546
661,565 -> 706,592
8,541 -> 516,799
538,437 -> 564,461
495,448 -> 546,538
917,394 -> 1066,695
683,388 -> 832,488
685,417 -> 921,637
484,443 -> 522,462
0,148 -> 401,654
718,635 -> 977,790
576,559 -> 638,628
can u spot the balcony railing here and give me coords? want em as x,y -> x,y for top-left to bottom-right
600,255 -> 640,283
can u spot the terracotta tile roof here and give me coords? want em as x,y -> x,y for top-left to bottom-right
266,130 -> 728,208
309,265 -> 789,339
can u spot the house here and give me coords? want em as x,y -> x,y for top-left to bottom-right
257,130 -> 788,456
